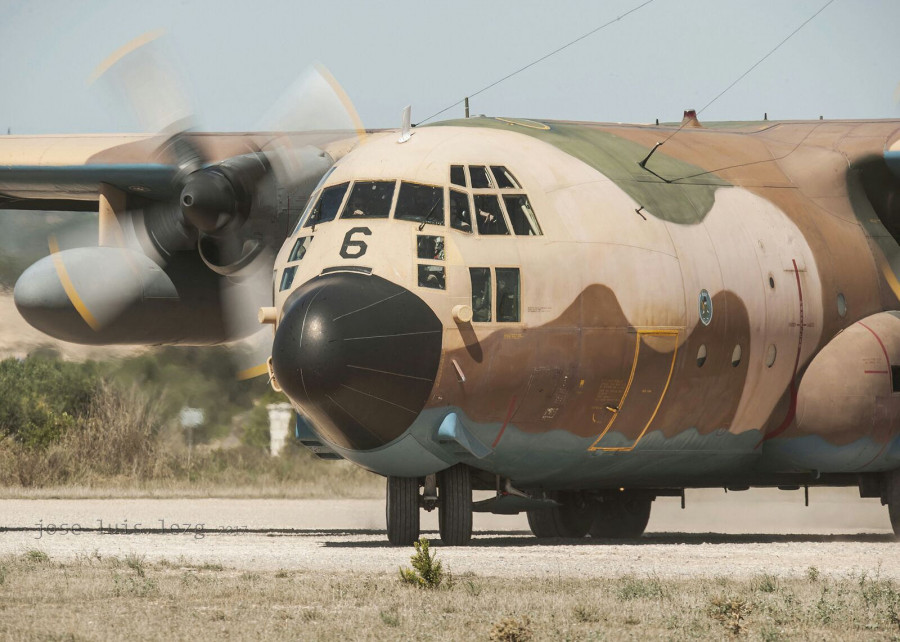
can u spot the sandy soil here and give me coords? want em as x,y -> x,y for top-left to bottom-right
2,488 -> 897,580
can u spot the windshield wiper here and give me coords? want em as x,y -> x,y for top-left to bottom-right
417,195 -> 443,231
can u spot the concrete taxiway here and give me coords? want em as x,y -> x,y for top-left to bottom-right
1,488 -> 897,579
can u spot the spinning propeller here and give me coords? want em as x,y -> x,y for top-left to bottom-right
49,30 -> 366,378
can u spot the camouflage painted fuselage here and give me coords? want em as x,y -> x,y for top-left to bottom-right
271,117 -> 900,490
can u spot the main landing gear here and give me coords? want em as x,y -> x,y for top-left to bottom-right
885,469 -> 900,539
527,491 -> 653,540
385,464 -> 473,546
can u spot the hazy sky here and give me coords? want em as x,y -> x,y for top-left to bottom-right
2,0 -> 899,134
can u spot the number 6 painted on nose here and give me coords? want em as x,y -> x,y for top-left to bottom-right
339,227 -> 371,259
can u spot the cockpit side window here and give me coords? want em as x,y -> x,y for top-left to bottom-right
449,189 -> 473,233
395,182 -> 444,225
503,195 -> 542,236
473,194 -> 509,235
341,180 -> 395,219
288,236 -> 313,261
469,268 -> 492,322
469,166 -> 493,189
496,268 -> 520,322
490,166 -> 520,189
304,182 -> 349,228
450,165 -> 466,187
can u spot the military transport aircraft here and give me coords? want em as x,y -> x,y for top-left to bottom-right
2,35 -> 900,547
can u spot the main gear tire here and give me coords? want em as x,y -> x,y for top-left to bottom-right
588,494 -> 652,539
438,465 -> 473,546
386,476 -> 420,546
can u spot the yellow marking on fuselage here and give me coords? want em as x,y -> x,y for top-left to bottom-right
875,246 -> 900,302
48,236 -> 100,331
89,29 -> 165,84
238,363 -> 269,380
588,329 -> 679,452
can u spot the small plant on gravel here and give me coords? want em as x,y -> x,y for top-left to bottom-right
708,595 -> 752,635
379,608 -> 401,627
617,575 -> 668,601
753,573 -> 779,593
806,566 -> 820,582
399,538 -> 444,589
573,604 -> 601,623
124,553 -> 146,577
489,615 -> 532,642
25,550 -> 49,564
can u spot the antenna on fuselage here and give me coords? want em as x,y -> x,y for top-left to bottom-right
398,105 -> 412,143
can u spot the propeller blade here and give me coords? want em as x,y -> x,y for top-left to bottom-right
258,64 -> 365,189
220,248 -> 275,378
90,30 -> 196,137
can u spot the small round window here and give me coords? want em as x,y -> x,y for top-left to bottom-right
765,344 -> 777,368
697,344 -> 708,367
837,293 -> 847,317
731,345 -> 742,367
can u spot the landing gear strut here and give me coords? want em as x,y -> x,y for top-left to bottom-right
386,476 -> 420,546
589,493 -> 652,539
438,464 -> 472,546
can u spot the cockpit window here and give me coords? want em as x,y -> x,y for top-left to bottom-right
496,268 -> 520,322
503,195 -> 541,236
450,165 -> 466,187
491,166 -> 520,189
473,194 -> 509,235
288,236 -> 312,261
304,182 -> 349,228
449,190 -> 473,233
470,268 -> 492,322
469,166 -> 493,189
395,182 -> 444,225
341,180 -> 395,219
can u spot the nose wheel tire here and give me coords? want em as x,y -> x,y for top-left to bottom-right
438,465 -> 472,546
386,476 -> 420,546
588,494 -> 652,539
526,492 -> 593,539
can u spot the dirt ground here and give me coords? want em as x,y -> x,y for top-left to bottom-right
1,488 -> 897,580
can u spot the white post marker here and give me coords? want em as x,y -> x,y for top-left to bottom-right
267,402 -> 293,457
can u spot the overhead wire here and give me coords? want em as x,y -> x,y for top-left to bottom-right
415,0 -> 657,126
640,0 -> 837,172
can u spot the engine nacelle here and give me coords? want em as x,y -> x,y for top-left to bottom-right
14,246 -> 231,345
792,311 -> 900,468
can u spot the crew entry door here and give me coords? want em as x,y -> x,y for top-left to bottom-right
589,329 -> 679,451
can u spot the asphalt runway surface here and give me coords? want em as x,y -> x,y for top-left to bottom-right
1,488 -> 897,579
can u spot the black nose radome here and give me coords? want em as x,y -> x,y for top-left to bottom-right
271,272 -> 443,451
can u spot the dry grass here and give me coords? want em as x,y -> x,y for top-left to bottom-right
1,552 -> 899,641
0,383 -> 382,499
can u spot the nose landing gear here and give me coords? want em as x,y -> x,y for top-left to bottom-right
385,465 -> 474,546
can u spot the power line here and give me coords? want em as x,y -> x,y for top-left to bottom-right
640,0 -> 837,171
415,0 -> 657,126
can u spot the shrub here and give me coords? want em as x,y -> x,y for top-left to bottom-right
489,616 -> 532,642
399,538 -> 444,589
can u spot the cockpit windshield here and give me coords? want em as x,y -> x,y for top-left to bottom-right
295,164 -> 541,236
395,182 -> 444,226
303,182 -> 349,228
341,180 -> 395,219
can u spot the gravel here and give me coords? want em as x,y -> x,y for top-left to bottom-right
1,488 -> 897,579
